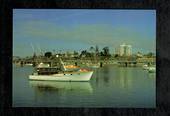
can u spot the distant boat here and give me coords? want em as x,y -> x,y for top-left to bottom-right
25,63 -> 33,66
148,66 -> 156,73
29,59 -> 93,82
143,64 -> 149,70
87,63 -> 100,69
90,65 -> 100,68
143,64 -> 156,73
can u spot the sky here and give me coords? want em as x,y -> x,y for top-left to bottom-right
13,9 -> 156,57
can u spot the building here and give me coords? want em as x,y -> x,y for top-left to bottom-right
136,52 -> 143,58
119,43 -> 132,56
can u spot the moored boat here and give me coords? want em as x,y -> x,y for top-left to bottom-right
25,63 -> 33,66
29,58 -> 93,81
143,64 -> 149,70
87,64 -> 100,69
148,66 -> 156,73
29,69 -> 93,81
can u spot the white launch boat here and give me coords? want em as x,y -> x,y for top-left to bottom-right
29,69 -> 93,81
29,58 -> 93,81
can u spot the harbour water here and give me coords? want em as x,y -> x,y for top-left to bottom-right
13,64 -> 155,107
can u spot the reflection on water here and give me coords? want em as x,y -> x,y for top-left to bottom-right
29,81 -> 93,94
118,67 -> 133,89
13,65 -> 155,107
148,73 -> 156,78
94,66 -> 134,89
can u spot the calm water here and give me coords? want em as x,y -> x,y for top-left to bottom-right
13,65 -> 155,107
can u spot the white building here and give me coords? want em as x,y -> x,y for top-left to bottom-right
119,43 -> 132,56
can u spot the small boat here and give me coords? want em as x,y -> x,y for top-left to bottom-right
25,63 -> 33,66
29,58 -> 93,82
148,66 -> 156,73
143,64 -> 149,70
90,65 -> 100,68
87,64 -> 100,69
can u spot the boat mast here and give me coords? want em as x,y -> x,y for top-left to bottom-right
56,55 -> 67,71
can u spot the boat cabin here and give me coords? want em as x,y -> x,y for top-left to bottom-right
36,67 -> 62,75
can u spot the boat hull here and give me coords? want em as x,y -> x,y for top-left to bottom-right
29,71 -> 93,82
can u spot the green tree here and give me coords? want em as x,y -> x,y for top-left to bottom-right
102,47 -> 111,57
146,52 -> 154,58
80,50 -> 87,58
95,45 -> 99,56
44,52 -> 52,58
89,46 -> 95,53
74,51 -> 79,59
114,54 -> 119,58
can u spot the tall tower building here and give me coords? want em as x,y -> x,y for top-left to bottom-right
125,45 -> 132,56
119,43 -> 132,56
119,43 -> 126,56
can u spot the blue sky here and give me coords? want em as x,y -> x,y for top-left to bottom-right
13,9 -> 156,57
